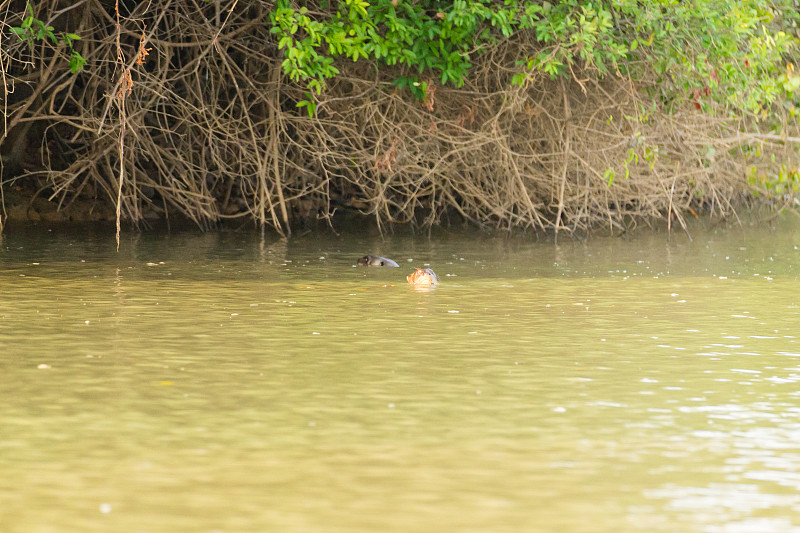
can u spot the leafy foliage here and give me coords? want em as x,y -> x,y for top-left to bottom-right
269,0 -> 800,118
748,161 -> 800,202
10,2 -> 86,73
616,0 -> 800,117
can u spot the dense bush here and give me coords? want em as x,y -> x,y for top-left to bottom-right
1,1 -> 799,237
270,0 -> 800,117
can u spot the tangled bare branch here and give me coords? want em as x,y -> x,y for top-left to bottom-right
1,1 -> 797,236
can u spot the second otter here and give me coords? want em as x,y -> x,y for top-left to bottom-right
357,255 -> 400,267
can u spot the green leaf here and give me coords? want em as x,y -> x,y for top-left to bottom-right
604,168 -> 615,186
69,52 -> 86,73
296,99 -> 317,117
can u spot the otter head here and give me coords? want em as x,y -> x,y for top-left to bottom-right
407,268 -> 439,286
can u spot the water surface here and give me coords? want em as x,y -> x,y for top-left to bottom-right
2,220 -> 800,532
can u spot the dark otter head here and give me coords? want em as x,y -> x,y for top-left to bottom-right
357,255 -> 400,267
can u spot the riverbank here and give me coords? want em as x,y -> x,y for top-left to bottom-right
2,1 -> 798,237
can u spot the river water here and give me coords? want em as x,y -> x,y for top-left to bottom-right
2,219 -> 800,532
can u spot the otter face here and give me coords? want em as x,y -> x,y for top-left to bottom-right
407,268 -> 439,286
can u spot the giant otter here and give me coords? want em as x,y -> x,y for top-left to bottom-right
357,255 -> 400,267
407,268 -> 439,286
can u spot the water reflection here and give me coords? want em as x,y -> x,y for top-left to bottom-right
2,220 -> 800,532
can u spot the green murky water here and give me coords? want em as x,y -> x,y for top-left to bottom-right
2,220 -> 800,532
